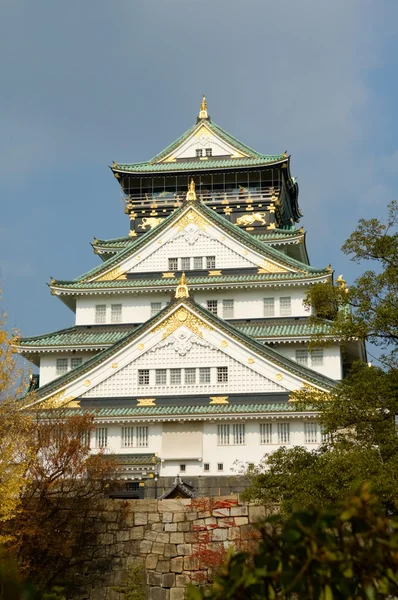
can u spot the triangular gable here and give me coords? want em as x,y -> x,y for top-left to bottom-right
29,299 -> 335,409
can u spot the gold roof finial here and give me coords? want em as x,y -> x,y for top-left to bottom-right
336,274 -> 348,292
199,95 -> 208,119
175,272 -> 189,299
186,179 -> 197,202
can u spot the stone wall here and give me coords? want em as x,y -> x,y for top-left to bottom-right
68,495 -> 266,600
143,476 -> 250,499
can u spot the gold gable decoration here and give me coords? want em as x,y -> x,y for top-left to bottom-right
173,209 -> 208,232
96,266 -> 127,282
257,259 -> 288,274
36,391 -> 79,410
186,179 -> 197,202
154,307 -> 212,340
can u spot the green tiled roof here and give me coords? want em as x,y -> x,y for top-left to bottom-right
114,156 -> 285,174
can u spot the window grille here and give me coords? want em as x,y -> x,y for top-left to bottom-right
138,369 -> 150,385
122,426 -> 134,447
321,427 -> 331,443
217,463 -> 224,471
199,367 -> 211,384
111,304 -> 122,323
193,257 -> 203,269
305,422 -> 318,443
206,256 -> 216,269
260,423 -> 273,444
233,424 -> 245,445
196,149 -> 203,157
217,366 -> 228,383
170,369 -> 181,385
223,299 -> 234,318
280,297 -> 291,316
80,430 -> 91,448
95,427 -> 108,448
151,302 -> 162,317
56,358 -> 68,375
204,463 -> 210,471
168,258 -> 178,271
136,426 -> 148,447
95,304 -> 107,324
155,369 -> 167,385
71,357 -> 82,370
218,424 -> 230,445
180,464 -> 186,472
207,300 -> 218,315
181,257 -> 191,271
277,422 -> 290,444
185,368 -> 196,384
126,482 -> 139,491
263,298 -> 275,317
295,349 -> 309,365
205,148 -> 213,157
311,349 -> 324,366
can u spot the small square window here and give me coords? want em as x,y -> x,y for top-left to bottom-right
217,463 -> 224,471
71,357 -> 82,370
193,257 -> 203,269
217,366 -> 228,383
295,349 -> 308,365
181,257 -> 190,271
168,258 -> 178,271
138,369 -> 150,386
199,367 -> 211,384
111,304 -> 122,323
151,302 -> 162,317
56,358 -> 68,375
196,149 -> 203,158
206,256 -> 216,269
263,298 -> 275,317
170,369 -> 181,385
207,300 -> 218,315
95,304 -> 107,324
205,148 -> 212,157
155,369 -> 167,385
185,368 -> 196,384
204,463 -> 210,471
180,464 -> 186,472
280,297 -> 291,316
223,299 -> 234,319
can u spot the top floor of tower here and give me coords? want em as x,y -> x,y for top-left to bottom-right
111,97 -> 301,238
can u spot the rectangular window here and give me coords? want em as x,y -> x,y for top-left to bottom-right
180,464 -> 186,472
193,257 -> 203,270
136,426 -> 148,447
205,148 -> 213,157
70,357 -> 82,370
122,426 -> 134,448
305,422 -> 318,444
218,424 -> 230,446
280,297 -> 291,316
95,427 -> 108,449
295,349 -> 309,365
151,302 -> 162,317
170,368 -> 181,385
185,368 -> 196,384
181,257 -> 191,271
138,369 -> 150,386
263,298 -> 275,317
204,463 -> 210,471
199,367 -> 211,384
95,304 -> 107,324
311,349 -> 324,366
223,299 -> 234,319
207,300 -> 218,315
277,422 -> 290,444
217,463 -> 224,471
206,256 -> 216,269
168,258 -> 178,271
196,149 -> 203,157
80,430 -> 91,448
260,423 -> 273,444
321,427 -> 331,443
111,304 -> 122,323
56,358 -> 68,375
233,424 -> 245,445
217,366 -> 228,383
155,369 -> 167,385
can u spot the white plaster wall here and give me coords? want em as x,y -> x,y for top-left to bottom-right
39,353 -> 95,386
91,423 -> 162,457
277,344 -> 342,380
75,294 -> 172,325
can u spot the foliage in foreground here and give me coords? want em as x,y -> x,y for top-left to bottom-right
189,486 -> 398,600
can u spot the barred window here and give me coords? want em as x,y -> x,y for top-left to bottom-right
168,258 -> 178,271
136,426 -> 148,447
181,257 -> 191,271
155,369 -> 167,385
95,427 -> 108,448
233,424 -> 245,445
280,297 -> 291,316
170,369 -> 181,385
277,422 -> 290,444
151,302 -> 162,317
180,464 -> 186,472
263,298 -> 275,317
295,349 -> 309,365
80,430 -> 91,448
218,424 -> 230,445
204,463 -> 210,471
223,299 -> 234,319
199,367 -> 211,384
95,304 -> 107,324
205,148 -> 213,157
138,369 -> 150,385
311,349 -> 324,366
217,463 -> 224,471
305,422 -> 318,443
206,256 -> 216,269
71,357 -> 82,370
217,366 -> 228,383
185,368 -> 196,384
321,427 -> 331,443
122,426 -> 134,448
111,304 -> 122,323
260,423 -> 273,444
193,257 -> 203,269
56,358 -> 68,375
196,149 -> 203,157
207,300 -> 218,315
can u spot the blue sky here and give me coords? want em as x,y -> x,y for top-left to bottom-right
0,0 -> 397,367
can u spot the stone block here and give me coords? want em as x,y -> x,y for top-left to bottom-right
156,532 -> 170,544
134,512 -> 148,526
204,517 -> 217,526
177,521 -> 190,532
197,510 -> 212,518
145,530 -> 159,542
156,559 -> 171,573
140,539 -> 153,554
162,512 -> 173,523
145,554 -> 159,570
228,527 -> 241,541
176,574 -> 191,587
177,543 -> 192,556
116,530 -> 129,543
130,499 -> 158,512
152,522 -> 164,532
183,555 -> 200,571
98,533 -> 114,545
90,587 -> 107,600
249,505 -> 266,522
170,532 -> 184,544
212,508 -> 230,517
170,556 -> 184,573
240,524 -> 262,540
164,543 -> 178,558
162,573 -> 175,588
173,512 -> 186,523
148,571 -> 163,586
217,518 -> 235,528
186,511 -> 198,521
212,528 -> 228,541
158,500 -> 186,512
149,587 -> 168,600
164,523 -> 178,532
152,542 -> 165,554
230,505 -> 248,517
193,519 -> 205,528
170,588 -> 185,600
183,532 -> 197,543
234,517 -> 249,526
112,569 -> 130,586
148,512 -> 161,523
130,526 -> 144,540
